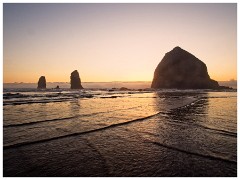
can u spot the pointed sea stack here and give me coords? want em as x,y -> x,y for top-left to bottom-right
151,46 -> 220,89
37,76 -> 46,89
70,70 -> 83,89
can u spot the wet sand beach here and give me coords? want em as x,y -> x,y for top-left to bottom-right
3,90 -> 237,177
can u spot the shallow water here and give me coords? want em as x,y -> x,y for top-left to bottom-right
3,89 -> 237,176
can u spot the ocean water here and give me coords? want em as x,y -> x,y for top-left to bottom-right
3,88 -> 237,177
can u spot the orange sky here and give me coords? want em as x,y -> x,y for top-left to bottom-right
3,3 -> 237,83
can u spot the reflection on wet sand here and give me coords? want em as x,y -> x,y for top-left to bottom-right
3,91 -> 237,176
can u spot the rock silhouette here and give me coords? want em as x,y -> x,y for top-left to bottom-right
151,46 -> 220,89
70,70 -> 83,89
37,76 -> 46,89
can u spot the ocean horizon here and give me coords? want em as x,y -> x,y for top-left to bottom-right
3,80 -> 237,89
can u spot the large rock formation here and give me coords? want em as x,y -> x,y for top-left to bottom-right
70,70 -> 83,89
151,46 -> 220,89
37,76 -> 46,89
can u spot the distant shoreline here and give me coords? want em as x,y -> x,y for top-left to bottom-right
3,81 -> 152,90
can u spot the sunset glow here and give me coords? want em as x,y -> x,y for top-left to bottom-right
3,3 -> 237,83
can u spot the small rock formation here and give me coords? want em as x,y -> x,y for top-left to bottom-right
37,76 -> 46,89
151,46 -> 220,89
70,70 -> 83,89
119,87 -> 130,91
